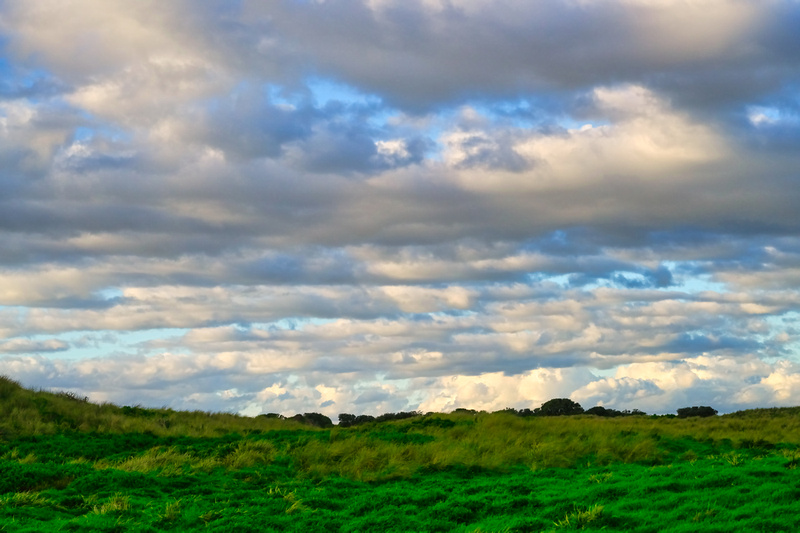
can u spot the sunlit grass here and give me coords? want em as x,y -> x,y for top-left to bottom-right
2,375 -> 800,531
549,503 -> 605,530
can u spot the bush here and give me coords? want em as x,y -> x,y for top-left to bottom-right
586,406 -> 647,417
677,406 -> 718,418
301,412 -> 333,428
586,406 -> 614,417
375,411 -> 421,423
338,414 -> 377,427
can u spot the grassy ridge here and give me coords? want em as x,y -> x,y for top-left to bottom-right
0,377 -> 296,439
1,376 -> 800,531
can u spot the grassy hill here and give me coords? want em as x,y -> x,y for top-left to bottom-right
1,375 -> 800,531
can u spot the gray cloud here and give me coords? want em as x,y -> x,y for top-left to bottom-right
0,0 -> 799,415
255,1 -> 798,112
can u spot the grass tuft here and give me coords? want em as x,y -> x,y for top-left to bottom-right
0,492 -> 50,507
550,504 -> 605,530
692,503 -> 719,522
159,499 -> 182,522
92,493 -> 130,515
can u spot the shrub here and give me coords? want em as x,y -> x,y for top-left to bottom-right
375,411 -> 422,423
586,406 -> 647,417
288,413 -> 333,427
339,413 -> 377,427
677,406 -> 718,418
586,406 -> 613,417
302,412 -> 333,428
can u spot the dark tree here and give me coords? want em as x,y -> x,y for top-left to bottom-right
586,406 -> 614,417
585,406 -> 647,417
375,411 -> 421,423
353,414 -> 376,425
535,398 -> 584,416
338,413 -> 356,427
288,412 -> 333,427
338,413 -> 376,427
303,412 -> 333,428
676,406 -> 718,418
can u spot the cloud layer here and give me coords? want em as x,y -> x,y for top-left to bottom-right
0,0 -> 799,417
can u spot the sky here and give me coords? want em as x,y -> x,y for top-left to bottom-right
1,0 -> 800,419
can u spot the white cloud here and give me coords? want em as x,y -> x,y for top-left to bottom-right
571,355 -> 790,413
419,367 -> 598,413
0,0 -> 799,417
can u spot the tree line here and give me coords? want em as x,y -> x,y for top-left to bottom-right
258,399 -> 718,428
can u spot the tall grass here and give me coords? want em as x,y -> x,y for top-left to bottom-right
0,375 -> 298,438
2,376 -> 800,531
2,374 -> 800,481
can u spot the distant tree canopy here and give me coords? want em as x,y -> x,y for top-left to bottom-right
677,406 -> 718,418
257,413 -> 284,419
585,406 -> 647,417
271,401 -> 717,428
337,411 -> 422,427
535,398 -> 585,416
337,413 -> 376,428
495,403 -> 646,418
375,411 -> 421,423
289,412 -> 333,428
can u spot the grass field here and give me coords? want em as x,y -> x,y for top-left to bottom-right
1,376 -> 799,532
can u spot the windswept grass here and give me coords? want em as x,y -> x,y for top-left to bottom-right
1,376 -> 800,531
0,376 -> 299,439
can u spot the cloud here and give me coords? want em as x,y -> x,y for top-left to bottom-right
0,0 -> 799,416
0,338 -> 68,354
418,367 -> 598,413
571,355 -> 800,414
7,350 -> 799,416
250,0 -> 800,114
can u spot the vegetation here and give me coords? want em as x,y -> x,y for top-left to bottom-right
1,376 -> 799,531
288,413 -> 334,428
584,406 -> 647,418
534,398 -> 585,416
337,413 -> 376,428
676,406 -> 718,418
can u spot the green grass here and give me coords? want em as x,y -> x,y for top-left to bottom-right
0,376 -> 799,531
1,450 -> 798,531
